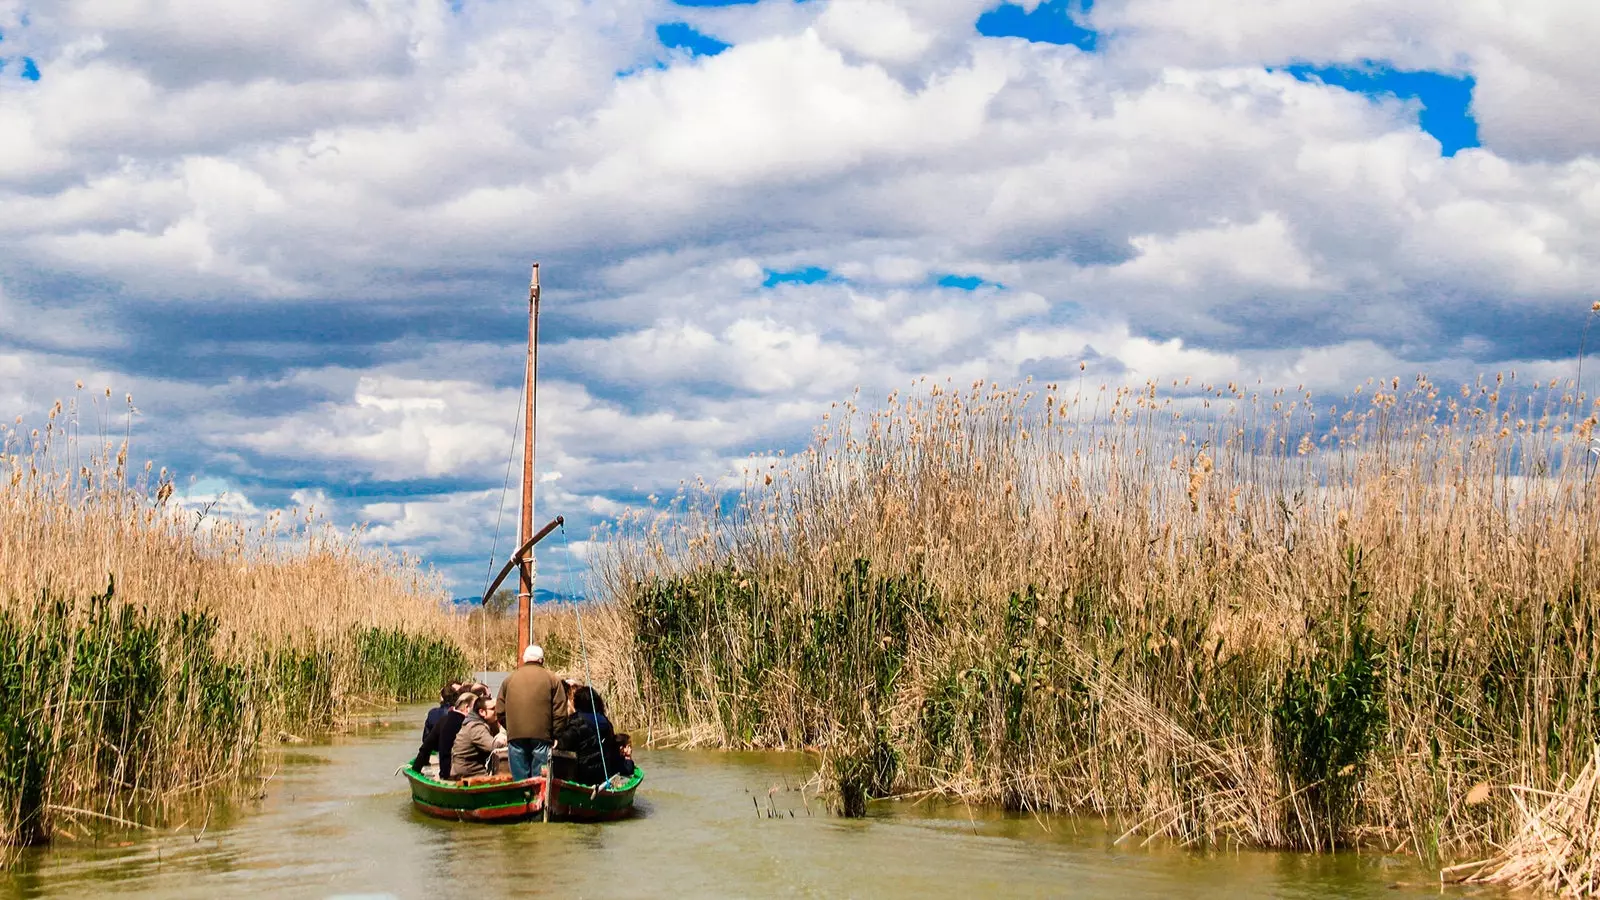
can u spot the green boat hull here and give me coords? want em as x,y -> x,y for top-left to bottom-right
402,764 -> 642,823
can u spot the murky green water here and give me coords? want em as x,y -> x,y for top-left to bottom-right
3,706 -> 1498,899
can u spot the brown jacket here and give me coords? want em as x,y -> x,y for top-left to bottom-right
497,663 -> 566,742
451,714 -> 496,778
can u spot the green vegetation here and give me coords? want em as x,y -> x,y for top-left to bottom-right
0,394 -> 468,852
0,581 -> 467,849
356,627 -> 470,703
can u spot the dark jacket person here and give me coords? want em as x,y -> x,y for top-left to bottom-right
421,680 -> 462,741
414,691 -> 473,779
497,644 -> 566,780
554,686 -> 635,785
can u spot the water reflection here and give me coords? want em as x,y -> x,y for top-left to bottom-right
3,707 -> 1499,899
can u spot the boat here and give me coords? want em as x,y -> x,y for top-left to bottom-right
404,263 -> 643,824
402,765 -> 644,823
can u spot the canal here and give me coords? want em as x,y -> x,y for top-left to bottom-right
2,706 -> 1497,898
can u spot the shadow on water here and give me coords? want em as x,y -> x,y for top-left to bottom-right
2,706 -> 1505,899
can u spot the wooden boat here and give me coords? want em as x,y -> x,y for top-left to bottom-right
403,764 -> 644,823
404,263 -> 642,823
405,767 -> 546,823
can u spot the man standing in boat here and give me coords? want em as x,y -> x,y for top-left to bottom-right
498,644 -> 567,780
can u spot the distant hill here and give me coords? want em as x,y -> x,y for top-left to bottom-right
452,588 -> 582,607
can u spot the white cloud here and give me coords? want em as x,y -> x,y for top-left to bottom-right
1115,213 -> 1327,292
1095,0 -> 1600,162
817,0 -> 935,65
3,0 -> 1599,590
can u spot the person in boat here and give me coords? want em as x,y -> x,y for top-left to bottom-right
497,644 -> 567,781
451,694 -> 498,781
422,680 -> 463,742
481,697 -> 503,737
554,685 -> 635,786
482,697 -> 509,773
412,681 -> 464,771
414,690 -> 475,779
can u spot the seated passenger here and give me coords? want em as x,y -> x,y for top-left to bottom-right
482,697 -> 504,737
414,690 -> 473,779
421,680 -> 462,742
482,697 -> 509,773
553,686 -> 635,786
451,694 -> 498,780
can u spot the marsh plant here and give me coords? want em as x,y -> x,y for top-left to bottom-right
595,369 -> 1600,859
0,391 -> 467,851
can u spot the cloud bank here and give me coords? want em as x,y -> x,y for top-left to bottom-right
1,0 -> 1596,592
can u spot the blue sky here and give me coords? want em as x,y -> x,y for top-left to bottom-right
1282,64 -> 1478,156
0,0 -> 1597,595
977,0 -> 1096,50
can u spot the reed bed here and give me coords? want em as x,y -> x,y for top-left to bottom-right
0,392 -> 468,851
595,370 -> 1600,862
1447,750 -> 1600,895
462,602 -> 588,674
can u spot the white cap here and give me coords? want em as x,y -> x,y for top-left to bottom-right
522,644 -> 545,664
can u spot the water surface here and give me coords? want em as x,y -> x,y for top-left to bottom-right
4,706 -> 1498,898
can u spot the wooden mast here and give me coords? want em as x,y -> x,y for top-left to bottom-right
518,263 -> 540,656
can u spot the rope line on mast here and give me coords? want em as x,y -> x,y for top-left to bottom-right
480,376 -> 527,602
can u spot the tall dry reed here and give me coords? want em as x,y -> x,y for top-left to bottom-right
596,370 -> 1600,860
462,603 -> 595,674
0,391 -> 469,850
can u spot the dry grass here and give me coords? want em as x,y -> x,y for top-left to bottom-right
462,602 -> 611,675
2,396 -> 456,645
0,392 -> 469,850
594,369 -> 1600,863
1447,750 -> 1600,896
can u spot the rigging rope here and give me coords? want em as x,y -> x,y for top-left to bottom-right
560,526 -> 612,787
479,377 -> 525,667
480,376 -> 526,600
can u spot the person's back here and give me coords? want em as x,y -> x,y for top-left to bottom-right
554,712 -> 617,784
499,665 -> 561,741
422,703 -> 446,739
418,680 -> 461,743
497,645 -> 566,780
556,686 -> 635,785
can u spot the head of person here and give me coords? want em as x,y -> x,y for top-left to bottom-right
453,690 -> 477,714
441,680 -> 462,704
521,645 -> 545,667
570,685 -> 606,717
470,682 -> 490,698
482,698 -> 499,725
470,694 -> 489,719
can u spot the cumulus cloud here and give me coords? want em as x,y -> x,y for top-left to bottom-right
1095,0 -> 1600,162
1,0 -> 1597,591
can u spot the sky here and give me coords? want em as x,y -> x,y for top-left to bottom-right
1,0 -> 1598,597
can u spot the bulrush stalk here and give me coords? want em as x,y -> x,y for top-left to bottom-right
594,372 -> 1600,864
0,393 -> 468,854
